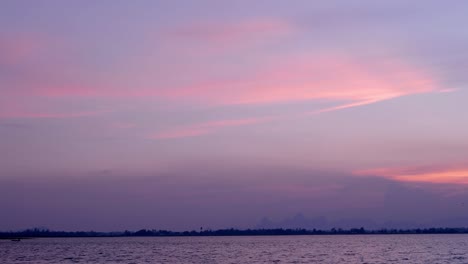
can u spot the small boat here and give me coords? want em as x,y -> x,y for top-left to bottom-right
10,238 -> 21,242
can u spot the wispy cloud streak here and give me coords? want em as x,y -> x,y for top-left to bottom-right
355,165 -> 468,184
0,111 -> 104,119
149,117 -> 271,140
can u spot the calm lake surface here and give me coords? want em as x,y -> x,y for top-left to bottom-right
1,234 -> 468,263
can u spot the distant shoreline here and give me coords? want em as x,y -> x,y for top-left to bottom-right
3,227 -> 468,238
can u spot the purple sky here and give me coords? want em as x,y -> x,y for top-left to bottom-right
1,0 -> 468,231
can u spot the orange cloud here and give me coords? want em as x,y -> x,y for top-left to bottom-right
355,165 -> 468,184
149,117 -> 270,140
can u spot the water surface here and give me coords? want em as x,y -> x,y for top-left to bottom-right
1,234 -> 467,263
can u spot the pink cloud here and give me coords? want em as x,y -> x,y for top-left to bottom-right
7,54 -> 443,135
149,117 -> 270,140
44,54 -> 436,107
169,18 -> 294,45
196,56 -> 437,105
2,33 -> 447,128
150,127 -> 212,140
0,110 -> 104,119
0,34 -> 40,66
59,55 -> 432,113
310,99 -> 383,114
0,100 -> 107,119
37,86 -> 102,98
111,122 -> 137,129
355,164 -> 468,184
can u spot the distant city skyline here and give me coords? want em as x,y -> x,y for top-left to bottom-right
1,0 -> 468,231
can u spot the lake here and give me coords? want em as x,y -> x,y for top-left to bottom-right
1,234 -> 467,263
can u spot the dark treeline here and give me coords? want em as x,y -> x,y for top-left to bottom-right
3,227 -> 468,238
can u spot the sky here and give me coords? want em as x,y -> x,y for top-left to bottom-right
1,0 -> 468,231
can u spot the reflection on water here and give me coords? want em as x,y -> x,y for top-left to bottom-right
1,234 -> 467,263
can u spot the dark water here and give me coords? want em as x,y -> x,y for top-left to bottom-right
1,234 -> 468,263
